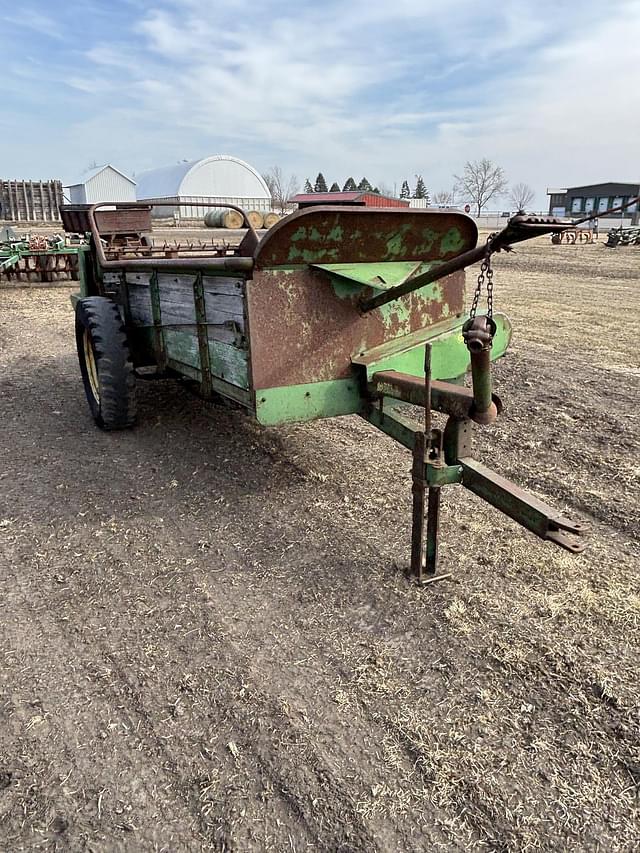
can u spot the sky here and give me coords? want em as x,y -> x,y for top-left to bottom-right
3,0 -> 640,209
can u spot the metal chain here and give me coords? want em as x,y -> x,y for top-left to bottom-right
469,233 -> 497,319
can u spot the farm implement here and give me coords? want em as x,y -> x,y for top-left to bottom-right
551,227 -> 595,244
0,228 -> 80,284
605,226 -> 640,247
62,202 -> 588,581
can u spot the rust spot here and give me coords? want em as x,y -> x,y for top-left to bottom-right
246,268 -> 465,389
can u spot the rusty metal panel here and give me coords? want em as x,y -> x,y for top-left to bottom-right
254,207 -> 477,268
61,205 -> 152,235
246,266 -> 465,390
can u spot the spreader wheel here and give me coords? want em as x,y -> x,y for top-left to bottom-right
75,296 -> 136,430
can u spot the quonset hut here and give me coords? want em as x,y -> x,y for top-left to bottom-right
135,155 -> 271,219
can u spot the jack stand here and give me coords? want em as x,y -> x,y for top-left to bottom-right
410,344 -> 451,585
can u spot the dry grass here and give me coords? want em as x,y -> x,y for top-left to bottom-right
0,235 -> 639,851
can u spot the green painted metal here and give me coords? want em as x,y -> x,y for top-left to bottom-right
254,209 -> 477,271
0,236 -> 81,282
364,403 -> 420,450
468,349 -> 494,416
255,377 -> 363,425
427,464 -> 464,487
76,246 -> 91,296
255,314 -> 511,428
353,313 -> 512,382
312,260 -> 441,291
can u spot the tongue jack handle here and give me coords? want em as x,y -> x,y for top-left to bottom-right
462,315 -> 498,426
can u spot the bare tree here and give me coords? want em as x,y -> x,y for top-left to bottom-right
433,189 -> 454,206
454,158 -> 508,216
263,166 -> 299,215
376,182 -> 396,198
509,182 -> 535,212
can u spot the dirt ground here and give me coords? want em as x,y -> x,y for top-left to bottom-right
0,234 -> 639,852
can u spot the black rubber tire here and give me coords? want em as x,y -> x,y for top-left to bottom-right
75,296 -> 136,430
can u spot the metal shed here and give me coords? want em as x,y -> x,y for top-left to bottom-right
135,155 -> 271,219
290,192 -> 410,209
65,165 -> 136,205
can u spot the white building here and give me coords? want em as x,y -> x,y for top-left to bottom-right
65,165 -> 136,204
134,155 -> 271,218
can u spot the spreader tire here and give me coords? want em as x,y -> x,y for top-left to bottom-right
75,296 -> 136,430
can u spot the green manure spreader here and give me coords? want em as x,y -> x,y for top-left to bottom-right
61,202 -> 587,581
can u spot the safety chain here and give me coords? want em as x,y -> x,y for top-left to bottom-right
469,232 -> 497,319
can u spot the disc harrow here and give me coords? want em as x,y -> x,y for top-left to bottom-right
0,232 -> 80,283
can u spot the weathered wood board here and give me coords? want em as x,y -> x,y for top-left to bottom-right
113,270 -> 249,389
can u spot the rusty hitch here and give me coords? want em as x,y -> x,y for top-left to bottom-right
462,315 -> 498,425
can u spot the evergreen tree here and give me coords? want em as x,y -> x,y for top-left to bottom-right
357,177 -> 374,192
343,177 -> 357,191
303,178 -> 314,193
400,180 -> 411,199
314,172 -> 328,193
329,182 -> 340,192
413,175 -> 430,202
372,187 -> 380,194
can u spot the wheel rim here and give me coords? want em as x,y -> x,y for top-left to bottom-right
83,329 -> 100,404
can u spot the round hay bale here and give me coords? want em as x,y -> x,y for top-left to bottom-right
204,209 -> 244,229
246,210 -> 264,229
263,212 -> 280,229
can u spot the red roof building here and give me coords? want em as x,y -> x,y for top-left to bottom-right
289,192 -> 410,209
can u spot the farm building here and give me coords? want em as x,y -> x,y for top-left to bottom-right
65,165 -> 136,205
290,191 -> 410,209
547,182 -> 640,218
0,179 -> 64,222
135,155 -> 271,219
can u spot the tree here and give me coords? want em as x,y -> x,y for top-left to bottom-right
343,177 -> 357,191
413,175 -> 430,203
399,180 -> 411,199
357,177 -> 374,192
433,189 -> 454,206
454,158 -> 508,216
509,182 -> 535,212
303,178 -> 314,193
314,172 -> 328,193
372,187 -> 380,194
263,166 -> 300,215
329,182 -> 341,192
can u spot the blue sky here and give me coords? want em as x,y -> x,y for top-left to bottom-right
3,0 -> 640,207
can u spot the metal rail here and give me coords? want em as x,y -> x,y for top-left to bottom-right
85,201 -> 256,273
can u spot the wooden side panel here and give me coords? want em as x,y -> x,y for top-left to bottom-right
124,272 -> 153,325
116,270 -> 250,390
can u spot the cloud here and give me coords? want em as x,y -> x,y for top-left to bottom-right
1,0 -> 639,206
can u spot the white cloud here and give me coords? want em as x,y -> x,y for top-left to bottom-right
2,0 -> 640,207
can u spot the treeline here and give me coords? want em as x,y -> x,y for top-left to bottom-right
303,174 -> 381,194
302,173 -> 431,201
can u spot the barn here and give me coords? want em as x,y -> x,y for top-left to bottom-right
290,191 -> 410,209
65,165 -> 136,205
135,155 -> 271,219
